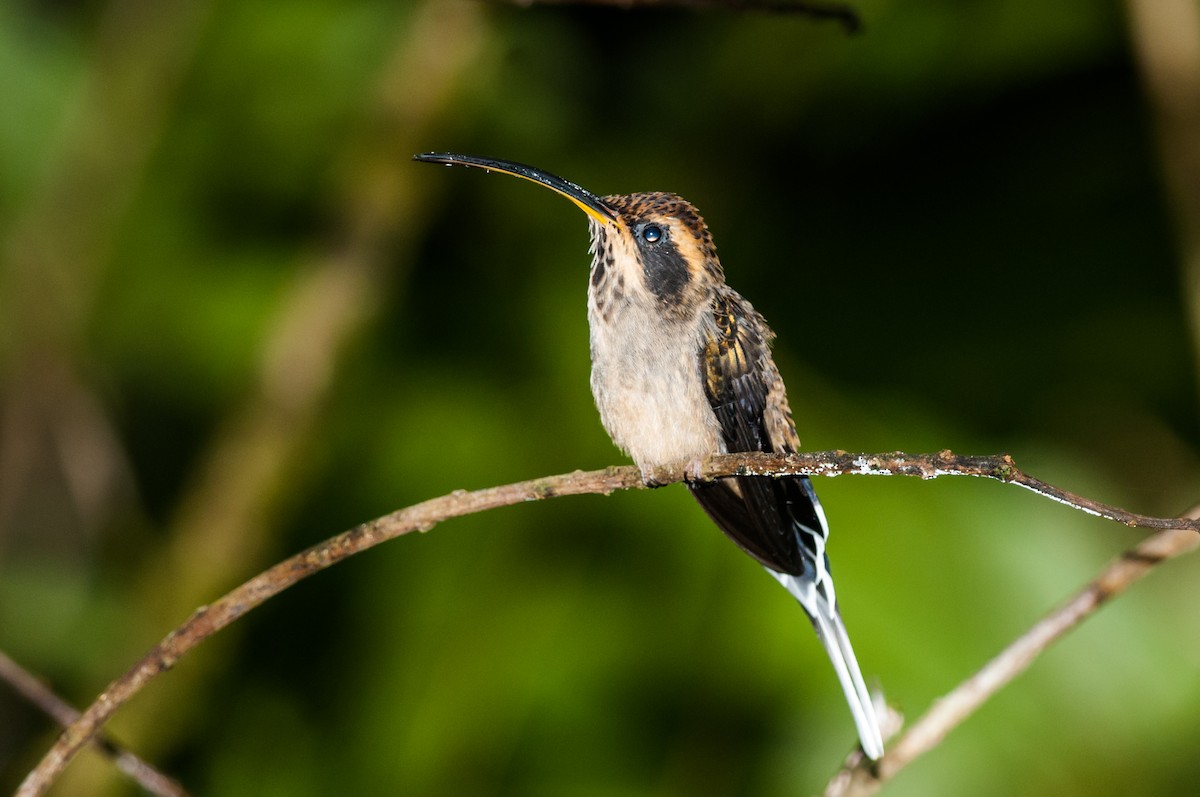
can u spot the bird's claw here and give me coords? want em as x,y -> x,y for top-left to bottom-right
639,458 -> 707,487
639,464 -> 666,488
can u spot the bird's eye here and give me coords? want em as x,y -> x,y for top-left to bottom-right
641,224 -> 663,244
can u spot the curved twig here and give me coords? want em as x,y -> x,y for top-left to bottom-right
17,451 -> 1199,796
0,650 -> 188,797
722,450 -> 1199,529
822,522 -> 1200,797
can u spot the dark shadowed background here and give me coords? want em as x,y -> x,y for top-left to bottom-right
1,1 -> 1198,795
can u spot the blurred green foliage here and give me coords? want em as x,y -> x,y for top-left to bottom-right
1,0 -> 1198,795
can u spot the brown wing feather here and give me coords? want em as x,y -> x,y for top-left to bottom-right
688,289 -> 828,578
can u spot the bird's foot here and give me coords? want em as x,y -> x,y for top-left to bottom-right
683,457 -> 707,484
639,464 -> 667,488
639,458 -> 708,487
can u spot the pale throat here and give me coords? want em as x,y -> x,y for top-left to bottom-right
586,236 -> 723,470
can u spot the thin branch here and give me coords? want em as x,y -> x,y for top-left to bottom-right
17,451 -> 1199,796
0,649 -> 188,797
498,0 -> 863,33
716,450 -> 1200,530
823,521 -> 1200,797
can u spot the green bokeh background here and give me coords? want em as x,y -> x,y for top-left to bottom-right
1,1 -> 1198,795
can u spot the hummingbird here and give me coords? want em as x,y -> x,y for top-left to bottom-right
414,152 -> 885,760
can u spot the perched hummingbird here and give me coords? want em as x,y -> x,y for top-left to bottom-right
414,152 -> 885,760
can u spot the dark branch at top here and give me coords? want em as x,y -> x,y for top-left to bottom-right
496,0 -> 864,34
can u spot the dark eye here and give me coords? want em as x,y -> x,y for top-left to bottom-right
641,224 -> 663,244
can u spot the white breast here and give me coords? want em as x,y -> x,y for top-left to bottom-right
587,299 -> 723,471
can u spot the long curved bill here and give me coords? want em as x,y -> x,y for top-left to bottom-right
413,152 -> 617,226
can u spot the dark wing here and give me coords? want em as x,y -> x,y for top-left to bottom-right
688,289 -> 828,580
689,292 -> 885,759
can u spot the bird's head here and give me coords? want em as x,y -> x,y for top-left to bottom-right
414,153 -> 723,318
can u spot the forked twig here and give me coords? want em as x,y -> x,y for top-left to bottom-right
17,451 -> 1199,796
0,650 -> 188,797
